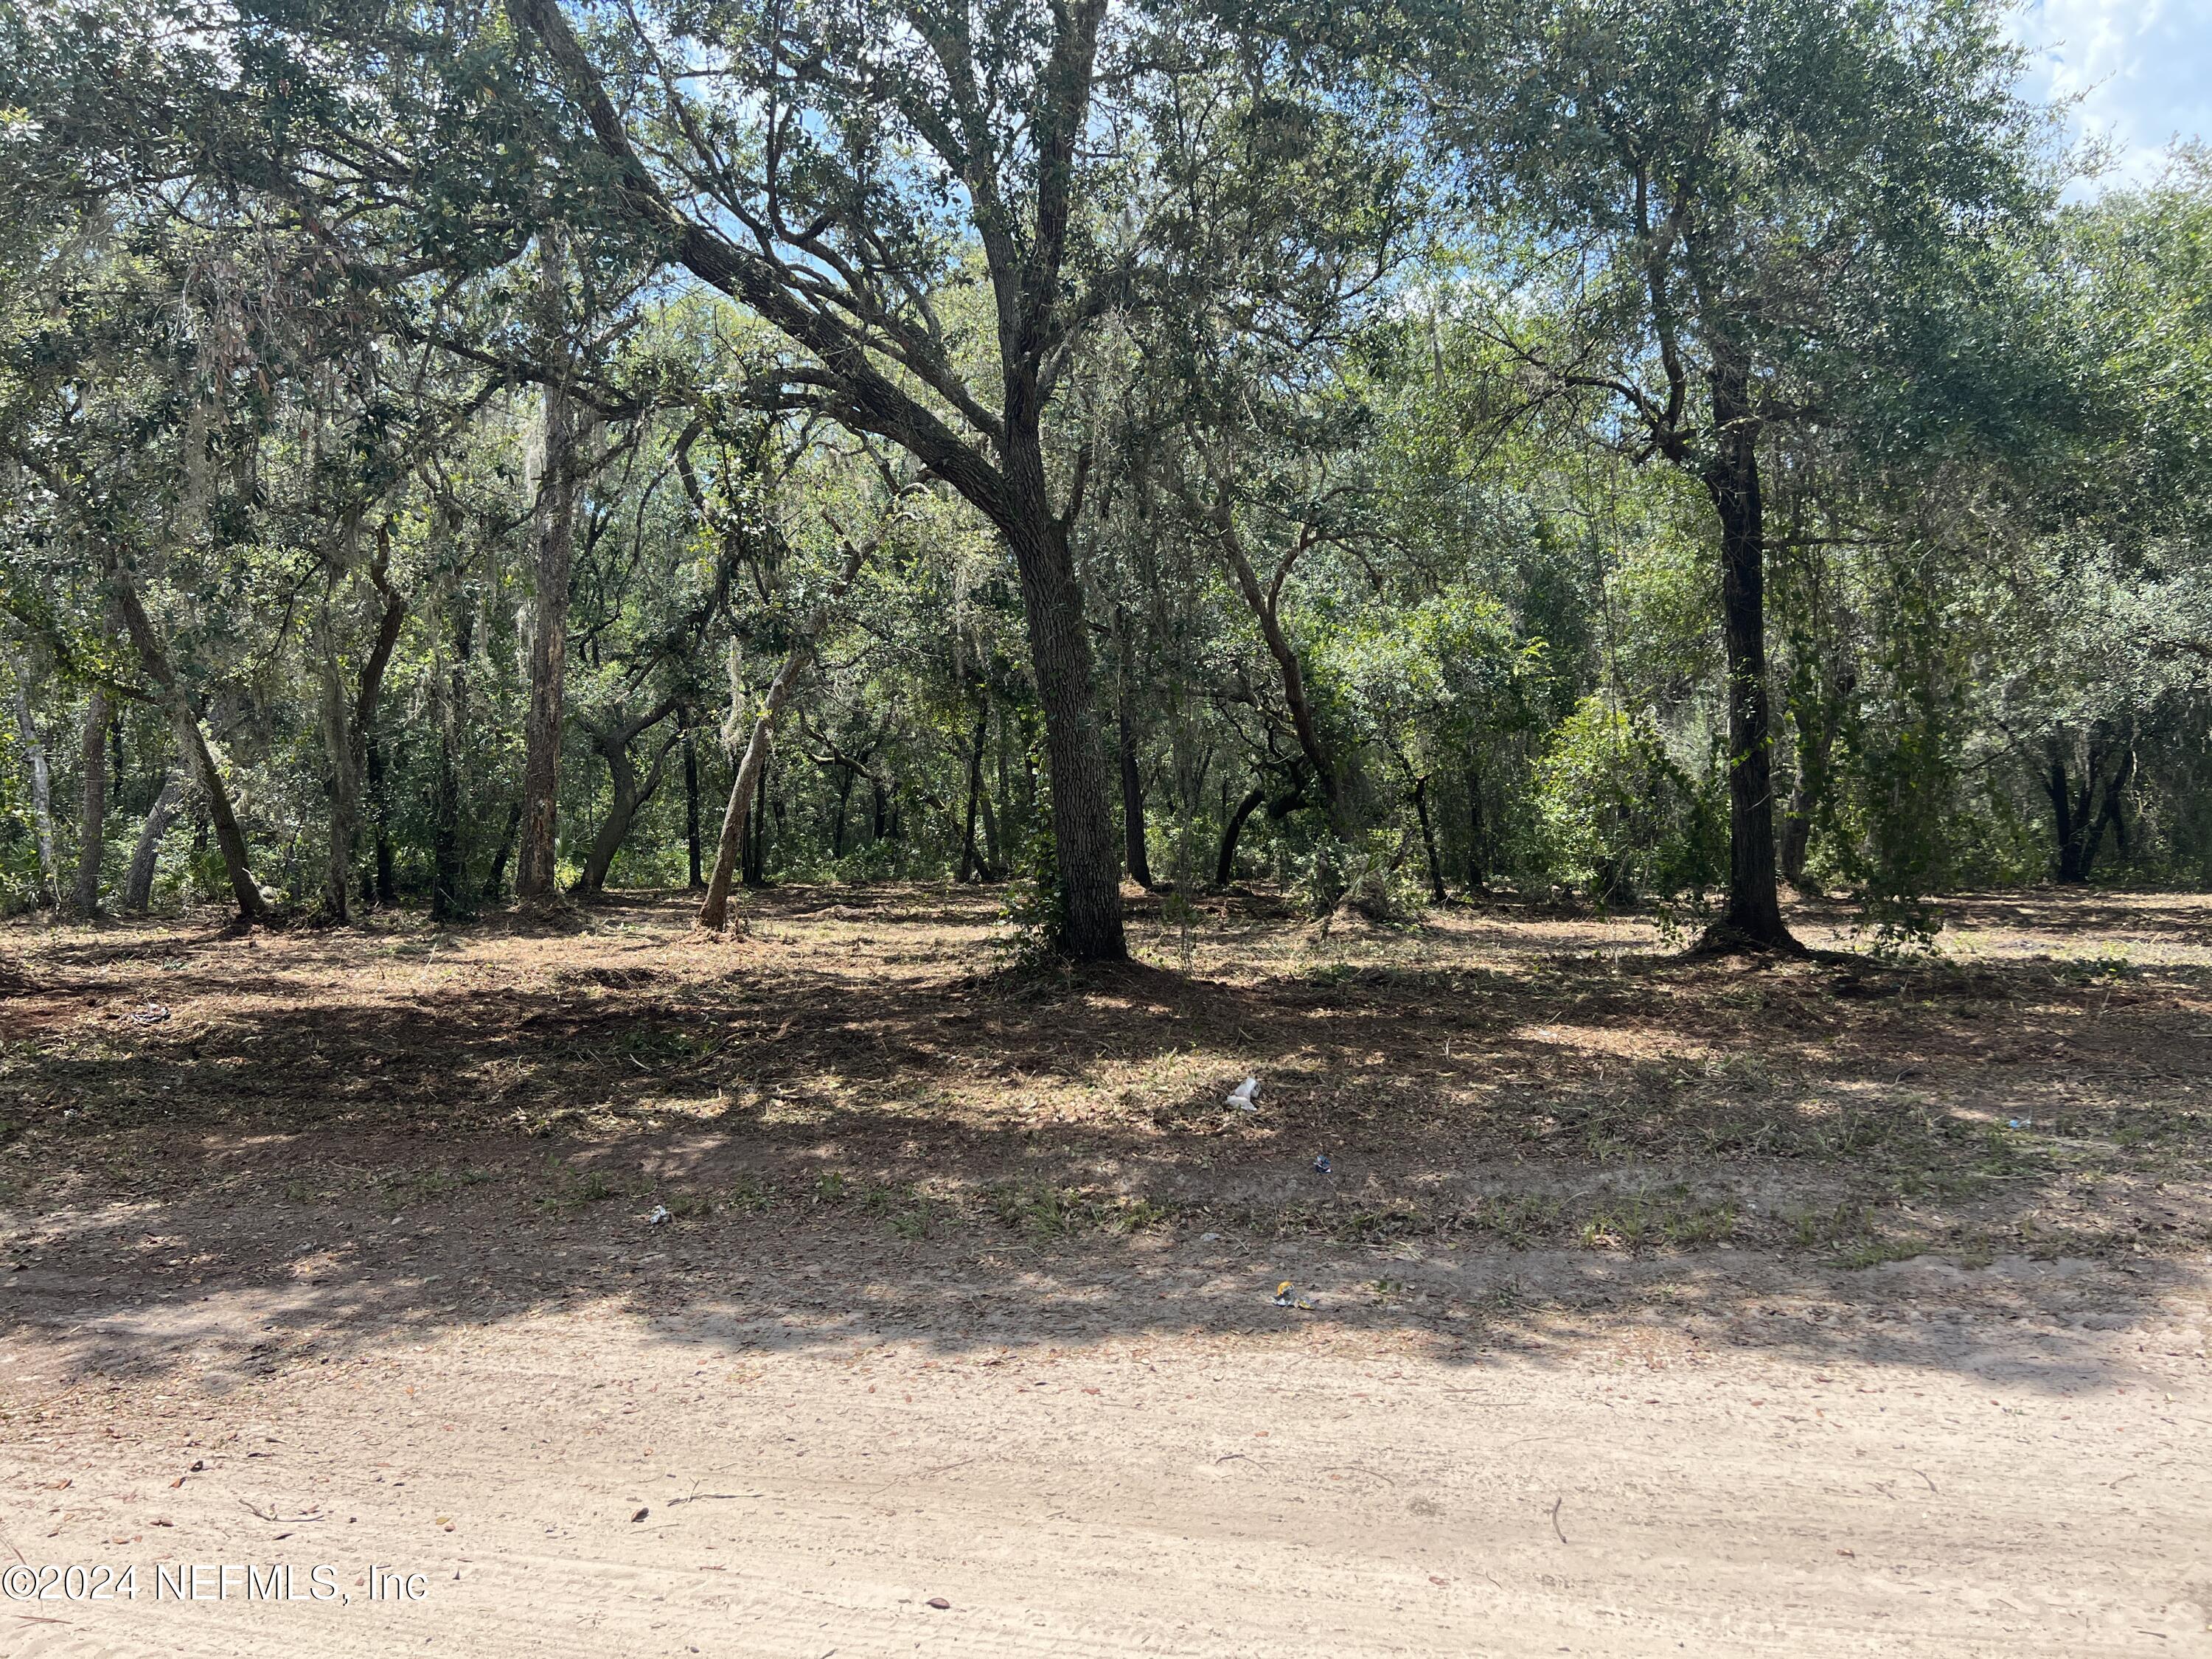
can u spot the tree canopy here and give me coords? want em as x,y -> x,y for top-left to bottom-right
3,0 -> 2208,955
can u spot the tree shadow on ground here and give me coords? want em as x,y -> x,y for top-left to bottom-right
2,887 -> 2208,1399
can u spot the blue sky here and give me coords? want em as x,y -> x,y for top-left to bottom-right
2011,0 -> 2212,187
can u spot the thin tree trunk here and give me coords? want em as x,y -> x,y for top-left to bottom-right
72,687 -> 109,914
830,766 -> 853,858
1700,361 -> 1794,950
517,373 -> 585,901
1215,785 -> 1265,888
365,736 -> 397,906
431,588 -> 474,922
316,552 -> 406,924
109,566 -> 268,923
123,767 -> 181,914
1412,774 -> 1445,905
6,657 -> 59,907
1780,665 -> 1851,891
484,799 -> 521,902
959,700 -> 987,883
1118,687 -> 1152,890
316,632 -> 363,922
2048,726 -> 2134,883
699,536 -> 870,928
1199,498 -> 1338,818
742,751 -> 770,888
683,718 -> 704,888
978,765 -> 1001,874
1464,756 -> 1489,895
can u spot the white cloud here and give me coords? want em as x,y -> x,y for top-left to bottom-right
2011,0 -> 2212,188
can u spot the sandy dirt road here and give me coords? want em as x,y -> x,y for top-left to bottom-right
4,1234 -> 2207,1659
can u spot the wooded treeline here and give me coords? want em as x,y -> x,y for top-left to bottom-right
2,0 -> 2208,956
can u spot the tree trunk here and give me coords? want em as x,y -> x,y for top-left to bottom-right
509,0 -> 1119,952
683,718 -> 703,888
2045,726 -> 2133,883
1210,515 -> 1337,818
72,687 -> 110,915
123,767 -> 181,914
1118,688 -> 1152,890
742,753 -> 770,888
1464,756 -> 1489,895
1215,785 -> 1266,888
316,633 -> 363,923
580,711 -> 676,891
1700,363 -> 1795,950
830,766 -> 853,859
580,741 -> 641,894
516,372 -> 585,901
959,700 -> 988,883
1780,664 -> 1851,891
6,657 -> 60,907
1778,735 -> 1821,891
1412,774 -> 1445,905
315,557 -> 406,924
999,494 -> 1124,958
978,765 -> 1001,874
699,535 -> 869,928
109,566 -> 268,923
365,736 -> 397,906
484,799 -> 521,902
431,589 -> 475,922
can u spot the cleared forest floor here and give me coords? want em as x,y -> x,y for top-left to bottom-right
1,887 -> 2208,1655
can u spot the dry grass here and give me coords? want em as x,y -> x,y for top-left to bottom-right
2,883 -> 2208,1281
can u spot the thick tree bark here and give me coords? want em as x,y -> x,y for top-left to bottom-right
1001,476 -> 1125,957
1699,362 -> 1795,950
516,371 -> 588,902
6,658 -> 60,906
123,767 -> 181,914
1214,785 -> 1266,888
699,536 -> 869,929
72,687 -> 109,915
109,565 -> 268,924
